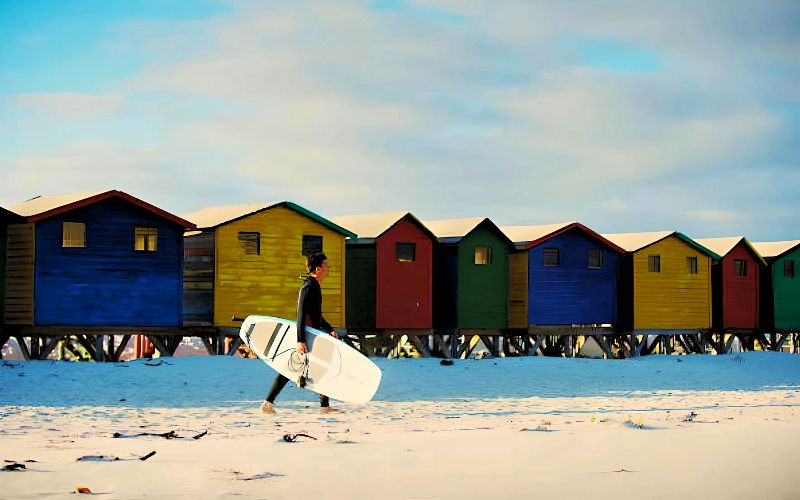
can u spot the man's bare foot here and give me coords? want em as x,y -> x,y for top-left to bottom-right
320,406 -> 342,414
260,401 -> 275,414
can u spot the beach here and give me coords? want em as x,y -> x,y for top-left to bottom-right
2,353 -> 799,499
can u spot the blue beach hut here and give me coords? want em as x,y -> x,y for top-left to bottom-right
501,222 -> 625,329
7,190 -> 195,327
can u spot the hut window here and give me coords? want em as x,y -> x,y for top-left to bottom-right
588,249 -> 603,269
648,255 -> 661,273
543,248 -> 559,267
396,243 -> 416,262
734,259 -> 747,277
784,260 -> 794,278
686,256 -> 698,274
238,232 -> 260,255
62,222 -> 86,248
474,246 -> 492,265
302,235 -> 323,257
134,227 -> 158,251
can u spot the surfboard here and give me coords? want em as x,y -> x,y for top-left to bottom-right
239,315 -> 382,404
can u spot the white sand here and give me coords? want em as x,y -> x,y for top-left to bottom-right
2,354 -> 799,499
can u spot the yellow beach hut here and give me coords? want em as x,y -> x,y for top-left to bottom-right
601,231 -> 720,355
181,202 -> 356,330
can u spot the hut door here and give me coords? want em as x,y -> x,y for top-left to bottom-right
4,223 -> 35,325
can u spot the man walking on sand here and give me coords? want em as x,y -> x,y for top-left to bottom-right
261,253 -> 339,414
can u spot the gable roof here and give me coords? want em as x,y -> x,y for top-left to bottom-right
422,217 -> 513,246
751,240 -> 800,260
602,231 -> 721,259
501,222 -> 625,253
11,190 -> 195,229
693,236 -> 767,266
330,212 -> 435,241
182,201 -> 356,238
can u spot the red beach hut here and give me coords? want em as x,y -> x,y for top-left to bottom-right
693,236 -> 766,331
331,212 -> 436,330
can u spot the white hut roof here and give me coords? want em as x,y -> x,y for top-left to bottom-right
329,212 -> 412,239
751,240 -> 800,259
183,201 -> 356,237
499,222 -> 576,245
692,237 -> 745,257
422,217 -> 487,238
12,191 -> 108,217
182,203 -> 280,229
693,236 -> 767,265
600,231 -> 675,252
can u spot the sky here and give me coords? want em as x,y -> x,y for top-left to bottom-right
1,0 -> 798,241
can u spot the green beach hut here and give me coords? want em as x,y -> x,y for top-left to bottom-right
423,217 -> 514,331
752,240 -> 800,333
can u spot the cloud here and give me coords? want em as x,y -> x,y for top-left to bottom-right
0,1 -> 798,240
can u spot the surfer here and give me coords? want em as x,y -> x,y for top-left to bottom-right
261,253 -> 340,413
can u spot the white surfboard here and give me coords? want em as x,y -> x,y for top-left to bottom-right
239,315 -> 382,404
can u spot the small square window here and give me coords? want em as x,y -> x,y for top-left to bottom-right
62,222 -> 86,248
474,246 -> 492,265
302,235 -> 323,257
734,259 -> 747,277
686,256 -> 698,274
648,255 -> 661,273
785,260 -> 795,278
238,232 -> 260,255
396,242 -> 416,262
588,249 -> 603,269
134,227 -> 158,251
543,248 -> 559,267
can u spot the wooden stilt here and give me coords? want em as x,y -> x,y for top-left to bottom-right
227,337 -> 243,356
773,334 -> 789,352
147,335 -> 171,358
113,335 -> 132,361
95,335 -> 105,362
406,335 -> 431,358
76,335 -> 97,360
594,335 -> 614,359
724,334 -> 737,353
633,334 -> 648,357
528,335 -> 546,356
39,336 -> 64,360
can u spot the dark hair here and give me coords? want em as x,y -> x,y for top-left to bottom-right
306,253 -> 327,273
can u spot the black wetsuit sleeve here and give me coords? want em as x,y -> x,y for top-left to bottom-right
296,281 -> 310,343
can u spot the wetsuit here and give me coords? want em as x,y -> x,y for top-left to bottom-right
265,276 -> 333,407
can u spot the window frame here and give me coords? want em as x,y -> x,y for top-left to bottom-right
648,255 -> 661,273
396,242 -> 416,263
733,259 -> 747,277
302,235 -> 323,257
62,222 -> 86,248
474,246 -> 492,265
686,256 -> 698,275
785,259 -> 795,278
587,248 -> 603,269
543,247 -> 559,267
238,231 -> 261,255
134,226 -> 158,252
